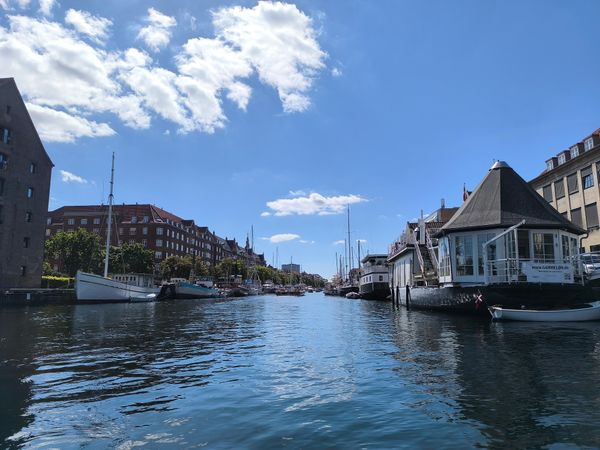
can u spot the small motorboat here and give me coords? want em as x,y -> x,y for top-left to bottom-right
345,292 -> 361,300
489,302 -> 600,322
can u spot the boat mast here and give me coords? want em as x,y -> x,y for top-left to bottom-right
103,152 -> 115,278
357,239 -> 361,269
346,205 -> 351,280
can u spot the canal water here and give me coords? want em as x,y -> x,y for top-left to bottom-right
2,293 -> 600,449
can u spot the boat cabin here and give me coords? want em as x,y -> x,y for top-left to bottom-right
360,254 -> 388,286
388,161 -> 586,294
111,273 -> 155,288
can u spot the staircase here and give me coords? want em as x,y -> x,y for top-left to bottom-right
413,244 -> 439,286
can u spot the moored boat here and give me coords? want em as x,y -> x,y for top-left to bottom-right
388,161 -> 593,315
489,302 -> 600,322
359,254 -> 390,300
172,280 -> 221,299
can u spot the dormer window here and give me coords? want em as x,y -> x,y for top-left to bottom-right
1,127 -> 10,144
585,138 -> 594,151
558,154 -> 566,165
570,146 -> 580,158
546,161 -> 554,171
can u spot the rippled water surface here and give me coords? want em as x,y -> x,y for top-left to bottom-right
2,293 -> 600,449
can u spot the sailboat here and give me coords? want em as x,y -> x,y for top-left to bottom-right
75,153 -> 159,302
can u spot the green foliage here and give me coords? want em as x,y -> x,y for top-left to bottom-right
215,258 -> 248,279
160,255 -> 192,280
108,243 -> 154,274
41,275 -> 74,288
44,229 -> 103,277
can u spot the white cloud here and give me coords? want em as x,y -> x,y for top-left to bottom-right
60,169 -> 87,183
213,1 -> 326,112
299,239 -> 315,244
331,67 -> 342,77
260,212 -> 271,217
261,233 -> 300,243
65,9 -> 112,44
0,2 -> 327,143
137,7 -> 176,52
27,103 -> 115,143
333,240 -> 345,245
289,189 -> 306,196
265,192 -> 367,216
38,0 -> 55,16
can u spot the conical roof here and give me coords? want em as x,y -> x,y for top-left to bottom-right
440,161 -> 585,235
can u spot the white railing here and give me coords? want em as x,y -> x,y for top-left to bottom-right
484,257 -> 583,285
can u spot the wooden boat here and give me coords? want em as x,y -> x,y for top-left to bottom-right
359,254 -> 390,300
75,154 -> 159,303
489,302 -> 600,321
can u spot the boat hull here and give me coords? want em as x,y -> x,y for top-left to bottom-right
76,271 -> 159,303
174,282 -> 221,299
359,282 -> 390,300
395,283 -> 594,316
490,301 -> 600,321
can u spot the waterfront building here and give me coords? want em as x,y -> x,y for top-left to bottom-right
46,204 -> 220,272
0,78 -> 53,289
282,263 -> 300,274
529,128 -> 600,252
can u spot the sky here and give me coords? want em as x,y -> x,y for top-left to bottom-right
2,0 -> 600,278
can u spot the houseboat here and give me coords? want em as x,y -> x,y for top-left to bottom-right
387,161 -> 591,315
359,254 -> 390,300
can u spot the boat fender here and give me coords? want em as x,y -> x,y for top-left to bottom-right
475,292 -> 483,310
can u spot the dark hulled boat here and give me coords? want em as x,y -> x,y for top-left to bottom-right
388,161 -> 591,315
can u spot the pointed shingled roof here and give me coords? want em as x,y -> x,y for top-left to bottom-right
440,161 -> 585,235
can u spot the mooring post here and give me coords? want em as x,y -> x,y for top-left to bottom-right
405,285 -> 410,310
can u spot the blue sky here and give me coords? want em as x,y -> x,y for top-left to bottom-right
2,0 -> 600,278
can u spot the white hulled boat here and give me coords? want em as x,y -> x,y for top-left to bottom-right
75,153 -> 159,302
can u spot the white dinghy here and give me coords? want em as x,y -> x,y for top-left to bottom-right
489,302 -> 600,322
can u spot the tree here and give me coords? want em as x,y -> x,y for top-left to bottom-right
108,243 -> 154,274
215,258 -> 247,280
160,255 -> 192,280
44,229 -> 103,277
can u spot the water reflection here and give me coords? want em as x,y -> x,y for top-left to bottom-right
1,295 -> 600,448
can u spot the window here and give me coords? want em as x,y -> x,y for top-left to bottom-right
20,265 -> 26,276
155,251 -> 163,259
129,227 -> 136,235
67,218 -> 75,225
46,217 -> 51,225
379,275 -> 383,282
142,239 -> 147,247
533,233 -> 555,262
1,127 -> 10,144
582,166 -> 594,189
129,239 -> 134,244
586,203 -> 599,230
81,218 -> 88,225
131,216 -> 137,223
571,146 -> 580,158
156,239 -> 163,247
542,184 -> 553,202
29,163 -> 36,174
0,153 -> 6,169
546,161 -> 554,171
567,173 -> 579,194
573,211 -> 583,236
142,227 -> 148,235
585,138 -> 594,151
45,228 -> 51,237
454,235 -> 474,276
26,187 -> 33,198
23,237 -> 30,248
558,154 -> 566,165
157,227 -> 163,235
143,215 -> 149,223
93,218 -> 100,225
0,177 -> 4,196
554,180 -> 565,199
25,211 -> 32,222
477,233 -> 496,276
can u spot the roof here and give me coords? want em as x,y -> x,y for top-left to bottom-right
440,161 -> 585,235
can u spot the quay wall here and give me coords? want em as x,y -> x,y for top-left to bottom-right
0,289 -> 76,306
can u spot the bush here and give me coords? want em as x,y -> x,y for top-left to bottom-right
42,276 -> 74,289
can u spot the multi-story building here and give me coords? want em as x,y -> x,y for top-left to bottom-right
46,203 -> 266,274
282,263 -> 301,274
46,204 -> 221,272
529,128 -> 600,252
0,78 -> 53,288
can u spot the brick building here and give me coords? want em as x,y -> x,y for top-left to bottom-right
529,128 -> 600,252
46,203 -> 266,273
0,78 -> 53,288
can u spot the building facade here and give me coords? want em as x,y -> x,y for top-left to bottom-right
46,204 -> 266,274
0,78 -> 53,288
529,128 -> 600,252
282,263 -> 300,273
